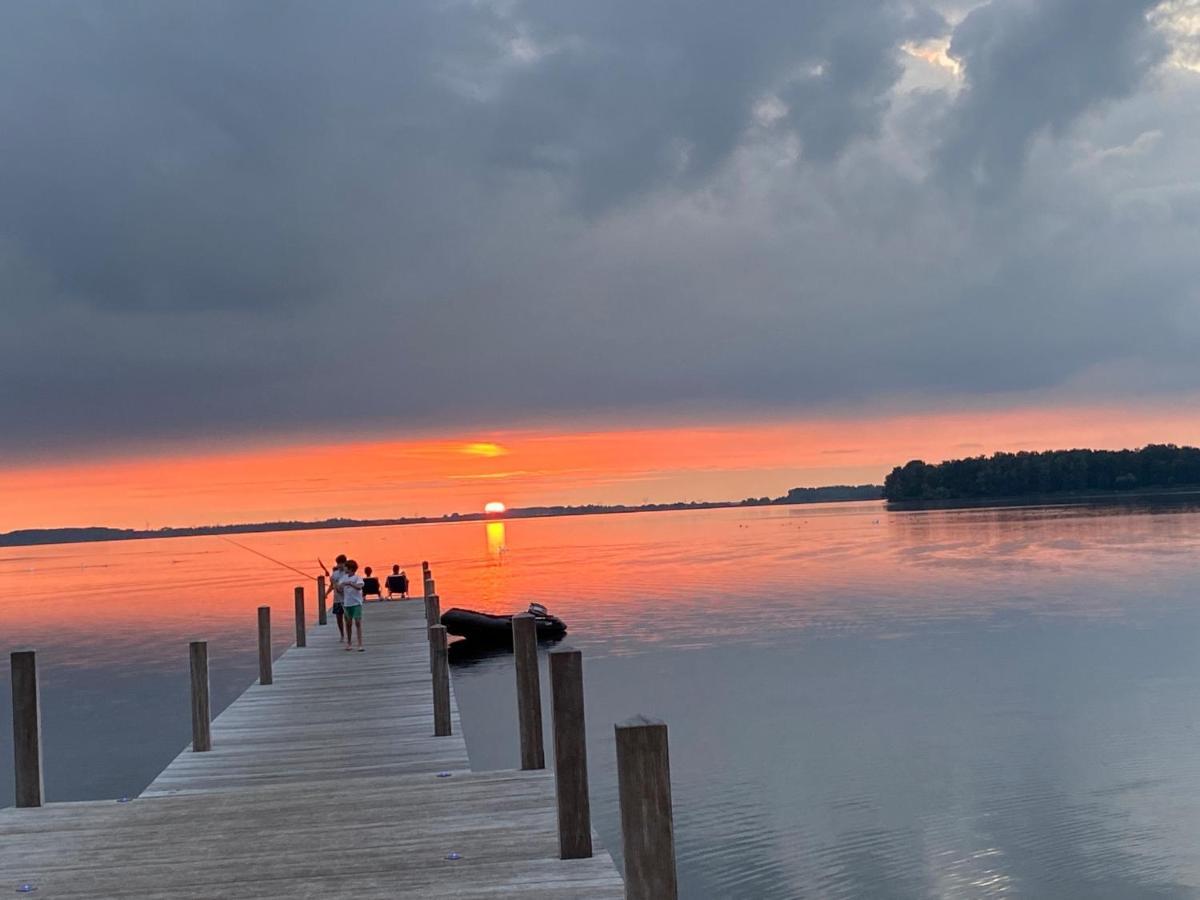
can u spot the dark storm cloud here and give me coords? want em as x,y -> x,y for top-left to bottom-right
937,0 -> 1167,192
0,1 -> 1197,459
480,1 -> 942,206
0,1 -> 458,314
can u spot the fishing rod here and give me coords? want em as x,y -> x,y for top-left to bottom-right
221,536 -> 317,579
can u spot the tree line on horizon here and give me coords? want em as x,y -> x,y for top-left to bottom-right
883,444 -> 1200,502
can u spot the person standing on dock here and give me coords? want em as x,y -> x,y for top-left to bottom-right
341,559 -> 366,651
321,554 -> 348,639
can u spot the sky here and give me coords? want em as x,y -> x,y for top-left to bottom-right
2,1 -> 1199,529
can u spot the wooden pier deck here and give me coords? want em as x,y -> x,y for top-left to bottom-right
1,600 -> 626,898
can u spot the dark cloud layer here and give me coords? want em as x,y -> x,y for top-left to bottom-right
938,0 -> 1167,191
1,1 -> 1197,459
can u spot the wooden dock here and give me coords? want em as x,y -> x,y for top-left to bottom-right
1,600 -> 628,898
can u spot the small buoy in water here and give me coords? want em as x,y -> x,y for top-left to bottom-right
16,884 -> 36,894
117,796 -> 131,803
446,852 -> 462,861
436,771 -> 452,778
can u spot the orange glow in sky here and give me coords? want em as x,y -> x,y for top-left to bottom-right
462,443 -> 508,458
3,402 -> 1200,532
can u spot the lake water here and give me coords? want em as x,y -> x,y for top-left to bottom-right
4,500 -> 1200,898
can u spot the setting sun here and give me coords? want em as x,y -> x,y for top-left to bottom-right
484,501 -> 506,515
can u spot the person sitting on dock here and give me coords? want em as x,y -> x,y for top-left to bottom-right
362,566 -> 382,602
386,564 -> 408,599
341,559 -> 365,651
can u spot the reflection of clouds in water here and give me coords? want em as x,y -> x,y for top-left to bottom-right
889,500 -> 1200,587
948,781 -> 1190,899
673,775 -> 819,899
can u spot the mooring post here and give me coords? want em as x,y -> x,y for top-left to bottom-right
316,574 -> 327,625
615,715 -> 678,899
424,577 -> 436,600
425,593 -> 442,672
257,606 -> 273,686
430,625 -> 452,736
424,593 -> 441,629
189,641 -> 212,753
550,649 -> 592,859
512,613 -> 545,770
294,585 -> 306,647
11,650 -> 44,808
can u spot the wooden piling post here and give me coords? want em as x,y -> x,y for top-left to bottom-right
430,625 -> 452,736
294,586 -> 306,647
10,650 -> 44,808
189,641 -> 212,753
424,577 -> 436,599
425,593 -> 442,665
316,575 -> 327,625
615,716 -> 677,899
512,613 -> 545,770
257,606 -> 273,686
550,649 -> 592,859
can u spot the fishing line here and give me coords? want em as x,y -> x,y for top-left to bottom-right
221,537 -> 316,579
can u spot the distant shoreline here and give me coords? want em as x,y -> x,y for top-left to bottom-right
0,485 -> 883,548
12,482 -> 1200,550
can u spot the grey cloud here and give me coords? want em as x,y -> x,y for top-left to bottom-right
938,0 -> 1167,193
0,2 -> 468,315
0,1 -> 1197,461
480,1 -> 942,206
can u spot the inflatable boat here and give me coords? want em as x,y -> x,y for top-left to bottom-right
440,603 -> 567,647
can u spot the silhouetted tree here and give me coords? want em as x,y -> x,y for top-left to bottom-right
883,445 -> 1200,501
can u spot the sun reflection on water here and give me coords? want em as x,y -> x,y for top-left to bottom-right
485,521 -> 506,561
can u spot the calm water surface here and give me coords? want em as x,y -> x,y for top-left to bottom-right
4,501 -> 1200,898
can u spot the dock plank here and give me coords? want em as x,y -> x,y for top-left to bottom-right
0,600 -> 624,898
